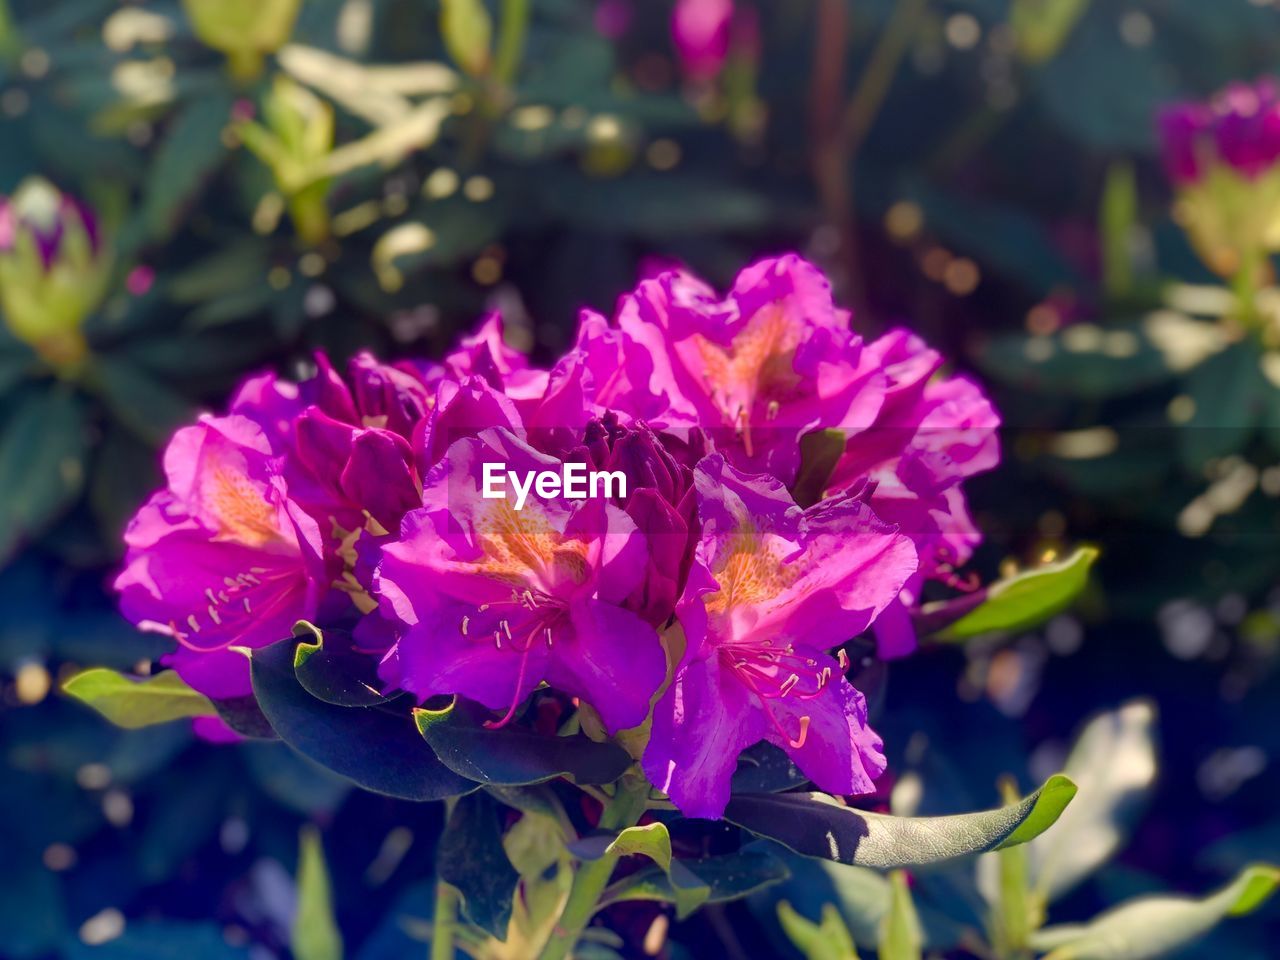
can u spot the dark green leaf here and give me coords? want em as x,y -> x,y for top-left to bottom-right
976,326 -> 1174,400
413,699 -> 631,786
724,775 -> 1077,868
62,668 -> 216,729
142,94 -> 234,241
731,741 -> 811,794
933,547 -> 1098,641
250,638 -> 473,801
437,793 -> 519,938
600,849 -> 789,911
91,355 -> 194,446
1180,341 -> 1268,469
0,386 -> 88,562
293,621 -> 391,707
211,693 -> 279,739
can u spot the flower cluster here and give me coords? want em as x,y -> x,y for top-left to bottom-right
117,255 -> 998,818
1158,79 -> 1280,279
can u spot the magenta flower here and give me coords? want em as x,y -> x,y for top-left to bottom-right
672,0 -> 734,81
1158,79 -> 1280,184
115,415 -> 327,701
375,428 -> 667,733
577,255 -> 885,484
642,456 -> 916,819
570,414 -> 703,626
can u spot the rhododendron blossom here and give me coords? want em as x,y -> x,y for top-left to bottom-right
115,415 -> 327,700
376,428 -> 667,734
115,252 -> 1000,815
642,456 -> 915,819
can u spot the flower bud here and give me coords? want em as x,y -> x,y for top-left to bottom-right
671,0 -> 733,82
0,178 -> 110,373
1158,79 -> 1280,279
181,0 -> 302,81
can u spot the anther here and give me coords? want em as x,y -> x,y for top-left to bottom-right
789,715 -> 811,749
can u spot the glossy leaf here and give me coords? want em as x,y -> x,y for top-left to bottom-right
571,822 -> 710,920
62,668 -> 215,729
934,547 -> 1098,641
250,638 -> 473,801
1027,701 -> 1157,902
413,699 -> 631,786
211,693 -> 278,740
1029,864 -> 1279,959
731,741 -> 811,794
292,827 -> 343,960
292,621 -> 390,707
438,793 -> 520,938
777,902 -> 860,960
599,849 -> 789,911
724,775 -> 1077,868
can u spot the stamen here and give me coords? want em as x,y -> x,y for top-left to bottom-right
837,649 -> 850,671
789,715 -> 811,749
460,616 -> 470,636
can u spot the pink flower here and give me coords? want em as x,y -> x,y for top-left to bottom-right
375,428 -> 667,734
115,415 -> 327,701
642,456 -> 916,819
672,0 -> 734,81
576,255 -> 886,484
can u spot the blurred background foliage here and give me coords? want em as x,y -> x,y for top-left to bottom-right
2,0 -> 1280,957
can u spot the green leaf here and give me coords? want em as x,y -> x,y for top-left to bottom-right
91,354 -> 194,446
292,622 -> 390,707
250,638 -> 473,801
731,742 -> 811,794
437,793 -> 520,938
599,849 -> 789,911
1179,341 -> 1268,469
1026,701 -> 1157,903
142,92 -> 234,241
440,0 -> 492,77
878,871 -> 922,960
724,775 -> 1077,869
62,668 -> 216,729
413,699 -> 631,786
933,547 -> 1098,641
777,902 -> 860,960
1029,864 -> 1280,960
570,822 -> 710,919
792,429 -> 846,509
211,693 -> 278,739
293,827 -> 343,960
0,386 -> 88,562
976,325 -> 1175,401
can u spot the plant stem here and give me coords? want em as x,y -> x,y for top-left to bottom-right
431,878 -> 460,960
1232,250 -> 1264,332
536,774 -> 650,960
